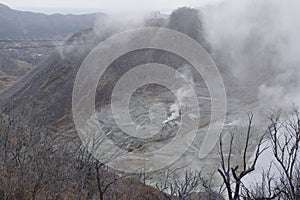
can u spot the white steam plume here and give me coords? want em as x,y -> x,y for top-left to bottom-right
203,0 -> 300,111
164,65 -> 195,124
202,0 -> 300,187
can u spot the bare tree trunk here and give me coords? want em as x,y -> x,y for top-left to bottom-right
218,113 -> 267,200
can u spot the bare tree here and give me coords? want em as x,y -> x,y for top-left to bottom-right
229,109 -> 300,200
174,170 -> 202,200
218,113 -> 267,200
0,114 -> 129,200
0,117 -> 70,200
240,162 -> 282,199
267,109 -> 300,200
155,168 -> 208,200
61,122 -> 131,200
201,172 -> 225,200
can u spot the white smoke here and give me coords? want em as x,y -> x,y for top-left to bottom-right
163,103 -> 180,124
94,12 -> 146,34
202,0 -> 300,188
202,0 -> 300,111
163,65 -> 195,124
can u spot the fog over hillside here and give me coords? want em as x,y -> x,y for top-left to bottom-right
203,0 -> 300,113
202,0 -> 300,191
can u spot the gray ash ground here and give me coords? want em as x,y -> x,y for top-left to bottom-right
93,80 -> 262,182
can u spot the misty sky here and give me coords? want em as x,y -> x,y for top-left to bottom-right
1,0 -> 222,14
